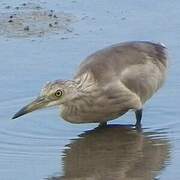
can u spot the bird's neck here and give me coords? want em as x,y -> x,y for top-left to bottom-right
67,72 -> 99,105
60,72 -> 100,121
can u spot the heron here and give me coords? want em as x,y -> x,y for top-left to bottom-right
12,41 -> 168,127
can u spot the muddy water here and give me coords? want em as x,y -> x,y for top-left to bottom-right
0,2 -> 75,38
0,0 -> 180,180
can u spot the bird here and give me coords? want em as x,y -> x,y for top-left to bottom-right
12,41 -> 168,127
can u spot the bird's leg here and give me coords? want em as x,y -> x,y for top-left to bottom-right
135,109 -> 143,128
98,121 -> 107,128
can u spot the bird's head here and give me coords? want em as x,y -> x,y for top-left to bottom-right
12,80 -> 77,119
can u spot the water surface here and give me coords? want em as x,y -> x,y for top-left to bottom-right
0,0 -> 180,179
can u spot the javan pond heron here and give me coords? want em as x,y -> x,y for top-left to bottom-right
12,41 -> 168,127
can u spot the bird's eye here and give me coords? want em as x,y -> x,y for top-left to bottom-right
55,89 -> 63,97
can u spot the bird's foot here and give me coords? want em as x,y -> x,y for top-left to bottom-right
98,122 -> 107,128
135,122 -> 142,132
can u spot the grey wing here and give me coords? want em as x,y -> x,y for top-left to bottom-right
74,41 -> 168,103
119,42 -> 168,103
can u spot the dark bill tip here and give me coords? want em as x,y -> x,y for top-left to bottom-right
12,96 -> 49,119
12,106 -> 29,119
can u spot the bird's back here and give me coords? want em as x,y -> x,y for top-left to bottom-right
74,41 -> 168,103
75,41 -> 167,82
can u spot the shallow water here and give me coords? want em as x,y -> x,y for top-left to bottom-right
0,0 -> 180,179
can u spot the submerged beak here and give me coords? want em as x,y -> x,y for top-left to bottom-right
12,96 -> 50,119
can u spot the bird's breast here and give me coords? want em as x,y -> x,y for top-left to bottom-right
60,96 -> 128,123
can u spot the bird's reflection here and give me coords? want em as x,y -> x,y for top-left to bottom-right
49,125 -> 170,180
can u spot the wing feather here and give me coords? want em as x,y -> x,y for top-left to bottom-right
74,41 -> 168,103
